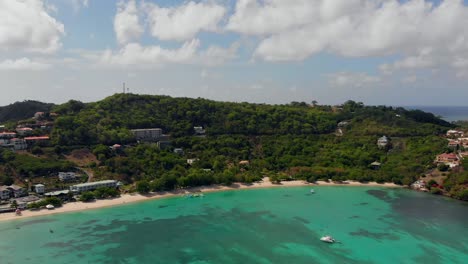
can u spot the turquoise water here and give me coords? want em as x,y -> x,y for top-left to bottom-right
0,186 -> 467,264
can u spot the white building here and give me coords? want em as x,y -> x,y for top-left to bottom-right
194,126 -> 206,135
70,180 -> 118,193
34,184 -> 45,194
131,128 -> 162,141
59,172 -> 77,181
377,136 -> 389,148
174,148 -> 184,155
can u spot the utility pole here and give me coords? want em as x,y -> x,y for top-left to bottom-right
123,82 -> 126,94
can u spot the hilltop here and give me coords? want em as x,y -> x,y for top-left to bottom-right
0,100 -> 55,123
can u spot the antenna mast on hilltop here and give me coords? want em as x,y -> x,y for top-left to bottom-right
122,82 -> 130,94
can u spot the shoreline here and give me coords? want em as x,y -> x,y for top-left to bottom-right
0,179 -> 401,222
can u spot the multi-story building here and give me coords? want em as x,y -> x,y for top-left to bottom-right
131,128 -> 163,141
0,186 -> 10,200
70,180 -> 118,193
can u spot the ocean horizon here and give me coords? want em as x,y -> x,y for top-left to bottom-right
403,106 -> 468,122
0,186 -> 467,264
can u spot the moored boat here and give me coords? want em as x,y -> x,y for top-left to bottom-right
320,235 -> 336,243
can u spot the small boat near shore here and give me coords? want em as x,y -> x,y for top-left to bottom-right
310,189 -> 315,193
320,235 -> 336,243
184,193 -> 205,198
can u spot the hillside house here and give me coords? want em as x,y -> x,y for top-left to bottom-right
174,148 -> 184,155
24,136 -> 50,146
187,158 -> 199,165
239,160 -> 250,166
34,112 -> 45,119
446,130 -> 464,138
337,121 -> 350,127
16,127 -> 33,136
0,132 -> 16,139
59,172 -> 77,181
377,136 -> 389,148
370,161 -> 382,169
194,126 -> 206,135
11,138 -> 27,150
435,153 -> 460,168
448,140 -> 460,148
157,140 -> 172,149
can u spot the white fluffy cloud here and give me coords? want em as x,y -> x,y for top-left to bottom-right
0,58 -> 51,71
99,39 -> 238,67
328,72 -> 381,89
227,0 -> 468,74
114,0 -> 143,45
0,0 -> 65,53
146,1 -> 226,41
100,40 -> 200,66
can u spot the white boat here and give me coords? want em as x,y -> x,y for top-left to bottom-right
320,235 -> 336,243
46,204 -> 55,210
310,189 -> 315,193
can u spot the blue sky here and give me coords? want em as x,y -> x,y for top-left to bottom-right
1,0 -> 468,106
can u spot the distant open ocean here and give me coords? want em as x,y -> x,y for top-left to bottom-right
405,106 -> 468,122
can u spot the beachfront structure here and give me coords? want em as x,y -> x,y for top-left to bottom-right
0,186 -> 10,200
59,172 -> 77,181
7,185 -> 26,198
377,136 -> 389,148
131,128 -> 163,141
34,184 -> 45,194
70,180 -> 118,193
44,190 -> 71,200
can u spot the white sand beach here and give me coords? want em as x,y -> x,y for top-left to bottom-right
0,178 -> 401,222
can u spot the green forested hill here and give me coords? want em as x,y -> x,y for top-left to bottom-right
2,93 -> 463,199
50,94 -> 451,145
0,100 -> 55,123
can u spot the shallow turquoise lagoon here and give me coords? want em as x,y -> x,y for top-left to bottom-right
0,186 -> 467,264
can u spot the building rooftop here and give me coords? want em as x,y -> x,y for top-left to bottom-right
45,190 -> 70,196
24,136 -> 50,140
71,180 -> 117,188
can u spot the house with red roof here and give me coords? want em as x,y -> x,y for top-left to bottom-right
435,153 -> 460,168
24,136 -> 50,146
